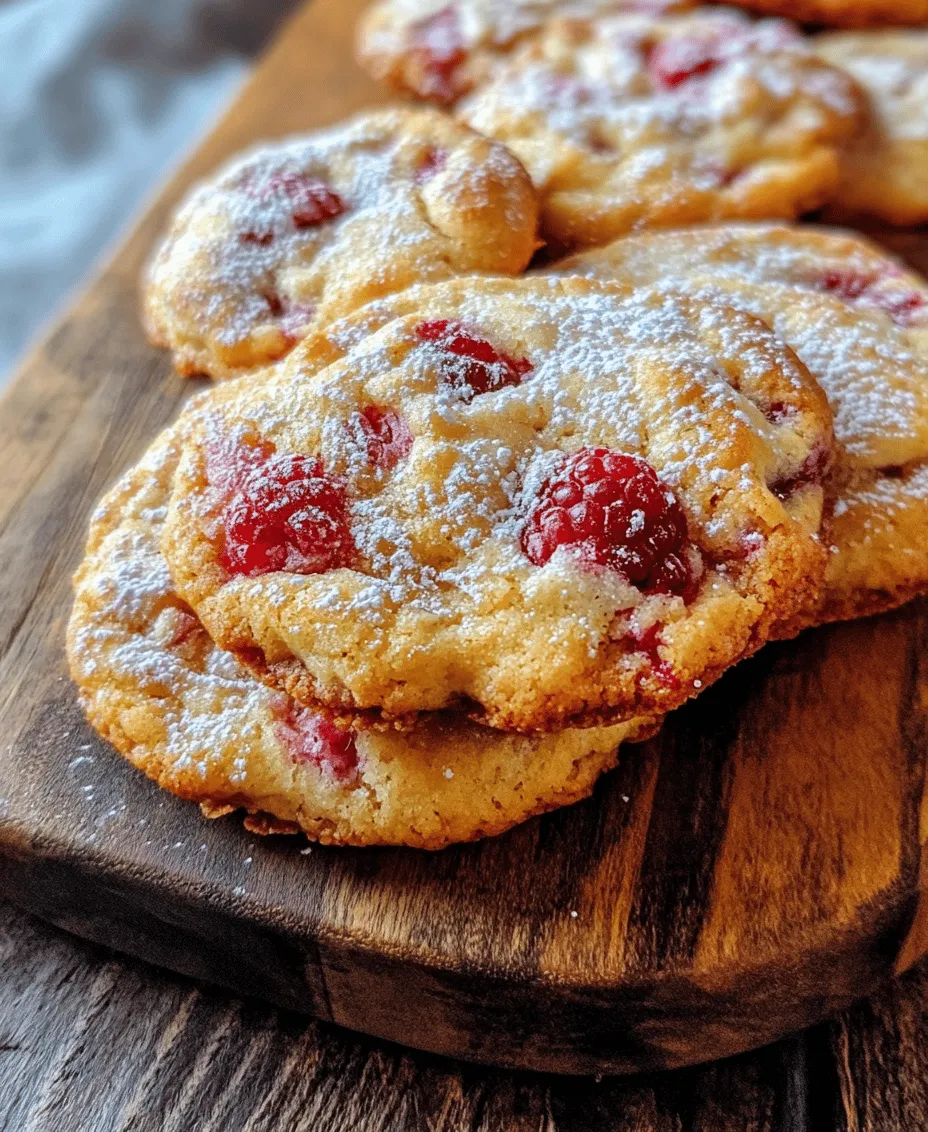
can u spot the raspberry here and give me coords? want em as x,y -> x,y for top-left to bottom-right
257,291 -> 315,341
410,7 -> 467,104
522,448 -> 698,598
357,406 -> 413,470
216,450 -> 355,578
279,300 -> 316,343
241,173 -> 347,241
416,320 -> 533,401
239,231 -> 274,247
414,146 -> 448,183
770,442 -> 830,501
629,622 -> 681,690
272,697 -> 359,781
819,269 -> 872,300
648,35 -> 724,88
818,270 -> 926,327
879,291 -> 927,326
763,400 -> 793,425
163,607 -> 201,651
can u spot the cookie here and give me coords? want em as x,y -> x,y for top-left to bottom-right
815,32 -> 928,226
160,276 -> 834,734
733,0 -> 928,29
550,223 -> 928,624
68,425 -> 655,849
356,0 -> 693,105
142,107 -> 540,381
457,8 -> 862,250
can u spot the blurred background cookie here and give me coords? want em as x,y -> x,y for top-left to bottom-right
457,8 -> 862,249
816,31 -> 928,226
356,0 -> 694,104
142,107 -> 539,380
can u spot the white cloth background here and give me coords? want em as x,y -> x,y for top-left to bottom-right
0,0 -> 298,381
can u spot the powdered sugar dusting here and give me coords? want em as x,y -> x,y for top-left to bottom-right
458,8 -> 858,237
144,108 -> 536,377
67,422 -> 651,846
553,225 -> 928,471
166,278 -> 829,726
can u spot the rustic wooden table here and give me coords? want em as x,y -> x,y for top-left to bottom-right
4,0 -> 928,1125
1,895 -> 927,1130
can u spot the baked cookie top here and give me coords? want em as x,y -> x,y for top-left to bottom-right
550,223 -> 928,622
161,276 -> 833,733
815,32 -> 928,226
142,107 -> 539,381
68,425 -> 651,849
357,0 -> 692,104
457,8 -> 862,249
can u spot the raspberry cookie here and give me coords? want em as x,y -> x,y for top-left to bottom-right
551,224 -> 928,623
457,9 -> 862,250
68,426 -> 654,849
815,32 -> 928,226
161,276 -> 833,734
142,108 -> 539,381
357,0 -> 693,105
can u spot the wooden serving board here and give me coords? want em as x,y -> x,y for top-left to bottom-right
2,0 -> 928,1078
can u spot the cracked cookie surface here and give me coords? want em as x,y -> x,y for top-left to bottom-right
142,107 -> 539,380
456,8 -> 861,249
160,276 -> 833,733
816,31 -> 928,226
68,425 -> 653,849
551,223 -> 928,623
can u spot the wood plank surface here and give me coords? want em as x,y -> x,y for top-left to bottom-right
2,0 -> 928,1080
5,897 -> 928,1132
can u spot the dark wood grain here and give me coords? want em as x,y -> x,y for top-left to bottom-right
0,898 -> 840,1132
6,896 -> 928,1132
1,0 -> 928,1079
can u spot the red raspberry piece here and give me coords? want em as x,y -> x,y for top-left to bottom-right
648,35 -> 724,88
239,231 -> 274,247
410,7 -> 467,104
770,441 -> 831,501
817,270 -> 926,327
819,269 -> 873,300
272,697 -> 359,781
763,400 -> 794,425
217,451 -> 355,578
278,298 -> 316,343
416,320 -> 533,401
241,173 -> 347,241
357,406 -> 413,470
878,290 -> 927,326
629,622 -> 681,690
522,448 -> 698,598
263,289 -> 284,317
164,607 -> 201,651
414,146 -> 448,184
285,177 -> 347,228
257,291 -> 316,341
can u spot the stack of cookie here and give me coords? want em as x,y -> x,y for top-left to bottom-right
68,0 -> 928,849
